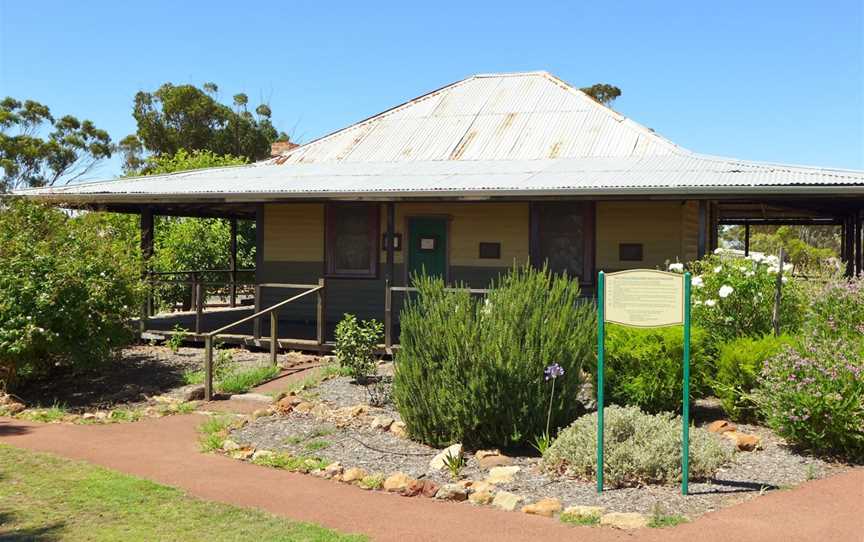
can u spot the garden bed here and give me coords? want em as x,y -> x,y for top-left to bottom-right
2,345 -> 322,424
227,370 -> 851,521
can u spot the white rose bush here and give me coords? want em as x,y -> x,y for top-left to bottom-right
686,250 -> 806,343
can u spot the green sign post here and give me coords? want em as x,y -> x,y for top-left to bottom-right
596,269 -> 692,495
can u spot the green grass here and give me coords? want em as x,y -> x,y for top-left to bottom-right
183,369 -> 205,385
184,364 -> 281,394
304,440 -> 331,452
15,404 -> 69,423
197,415 -> 233,452
559,512 -> 601,526
0,444 -> 365,541
252,452 -> 329,473
219,365 -> 280,394
648,514 -> 689,528
357,474 -> 384,490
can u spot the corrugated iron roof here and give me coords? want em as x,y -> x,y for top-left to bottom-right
16,71 -> 864,202
274,72 -> 679,164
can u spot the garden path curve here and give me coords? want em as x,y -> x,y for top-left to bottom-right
0,415 -> 861,542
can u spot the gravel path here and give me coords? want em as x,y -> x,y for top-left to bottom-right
231,373 -> 852,518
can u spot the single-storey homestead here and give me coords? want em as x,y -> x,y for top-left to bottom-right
19,71 -> 864,349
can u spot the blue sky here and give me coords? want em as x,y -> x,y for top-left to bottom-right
1,1 -> 862,179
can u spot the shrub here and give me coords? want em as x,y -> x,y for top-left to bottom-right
592,325 -> 709,413
0,200 -> 143,387
394,265 -> 596,448
543,405 -> 733,487
714,334 -> 793,421
334,314 -> 382,382
753,336 -> 864,460
687,251 -> 806,343
805,277 -> 864,341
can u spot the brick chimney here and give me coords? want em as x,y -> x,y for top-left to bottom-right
271,140 -> 299,156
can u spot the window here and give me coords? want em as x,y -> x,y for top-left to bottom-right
479,242 -> 501,259
619,243 -> 644,262
530,202 -> 595,284
326,204 -> 379,277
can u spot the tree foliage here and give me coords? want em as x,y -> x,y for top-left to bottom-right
0,98 -> 112,192
119,82 -> 285,174
721,225 -> 841,276
579,83 -> 622,106
0,199 -> 143,387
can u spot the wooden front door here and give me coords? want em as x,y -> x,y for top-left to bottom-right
530,202 -> 595,285
407,217 -> 448,280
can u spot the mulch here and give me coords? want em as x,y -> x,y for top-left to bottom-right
230,373 -> 852,518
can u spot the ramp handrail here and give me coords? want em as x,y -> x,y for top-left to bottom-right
202,278 -> 325,400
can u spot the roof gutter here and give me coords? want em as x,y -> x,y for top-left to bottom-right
10,184 -> 864,205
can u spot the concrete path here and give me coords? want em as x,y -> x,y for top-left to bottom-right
1,416 -> 861,542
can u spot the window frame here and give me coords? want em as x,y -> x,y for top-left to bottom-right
324,203 -> 380,279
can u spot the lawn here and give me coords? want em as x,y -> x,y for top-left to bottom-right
0,445 -> 366,542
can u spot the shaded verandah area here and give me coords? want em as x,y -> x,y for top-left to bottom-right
136,195 -> 864,356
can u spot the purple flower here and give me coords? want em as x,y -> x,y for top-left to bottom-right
544,363 -> 564,381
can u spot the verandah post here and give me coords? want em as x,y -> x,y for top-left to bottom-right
253,285 -> 262,340
270,310 -> 278,365
596,271 -> 605,493
139,207 -> 154,334
229,218 -> 238,307
204,335 -> 213,401
384,279 -> 392,350
195,277 -> 204,335
316,278 -> 326,345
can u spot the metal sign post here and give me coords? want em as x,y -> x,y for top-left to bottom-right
596,269 -> 692,495
596,271 -> 606,493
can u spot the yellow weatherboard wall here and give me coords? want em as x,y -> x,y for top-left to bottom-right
596,201 -> 698,271
386,202 -> 530,267
263,203 -> 324,262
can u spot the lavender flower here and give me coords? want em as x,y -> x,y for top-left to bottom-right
544,363 -> 565,381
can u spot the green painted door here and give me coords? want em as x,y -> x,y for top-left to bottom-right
407,217 -> 447,280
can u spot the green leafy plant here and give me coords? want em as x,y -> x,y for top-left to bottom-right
334,314 -> 382,383
593,325 -> 710,413
714,334 -> 793,421
0,200 -> 143,388
753,335 -> 864,460
442,451 -> 466,480
543,406 -> 733,488
394,265 -> 596,448
167,325 -> 188,353
532,432 -> 552,456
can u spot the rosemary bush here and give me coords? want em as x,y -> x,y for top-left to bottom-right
393,266 -> 596,448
